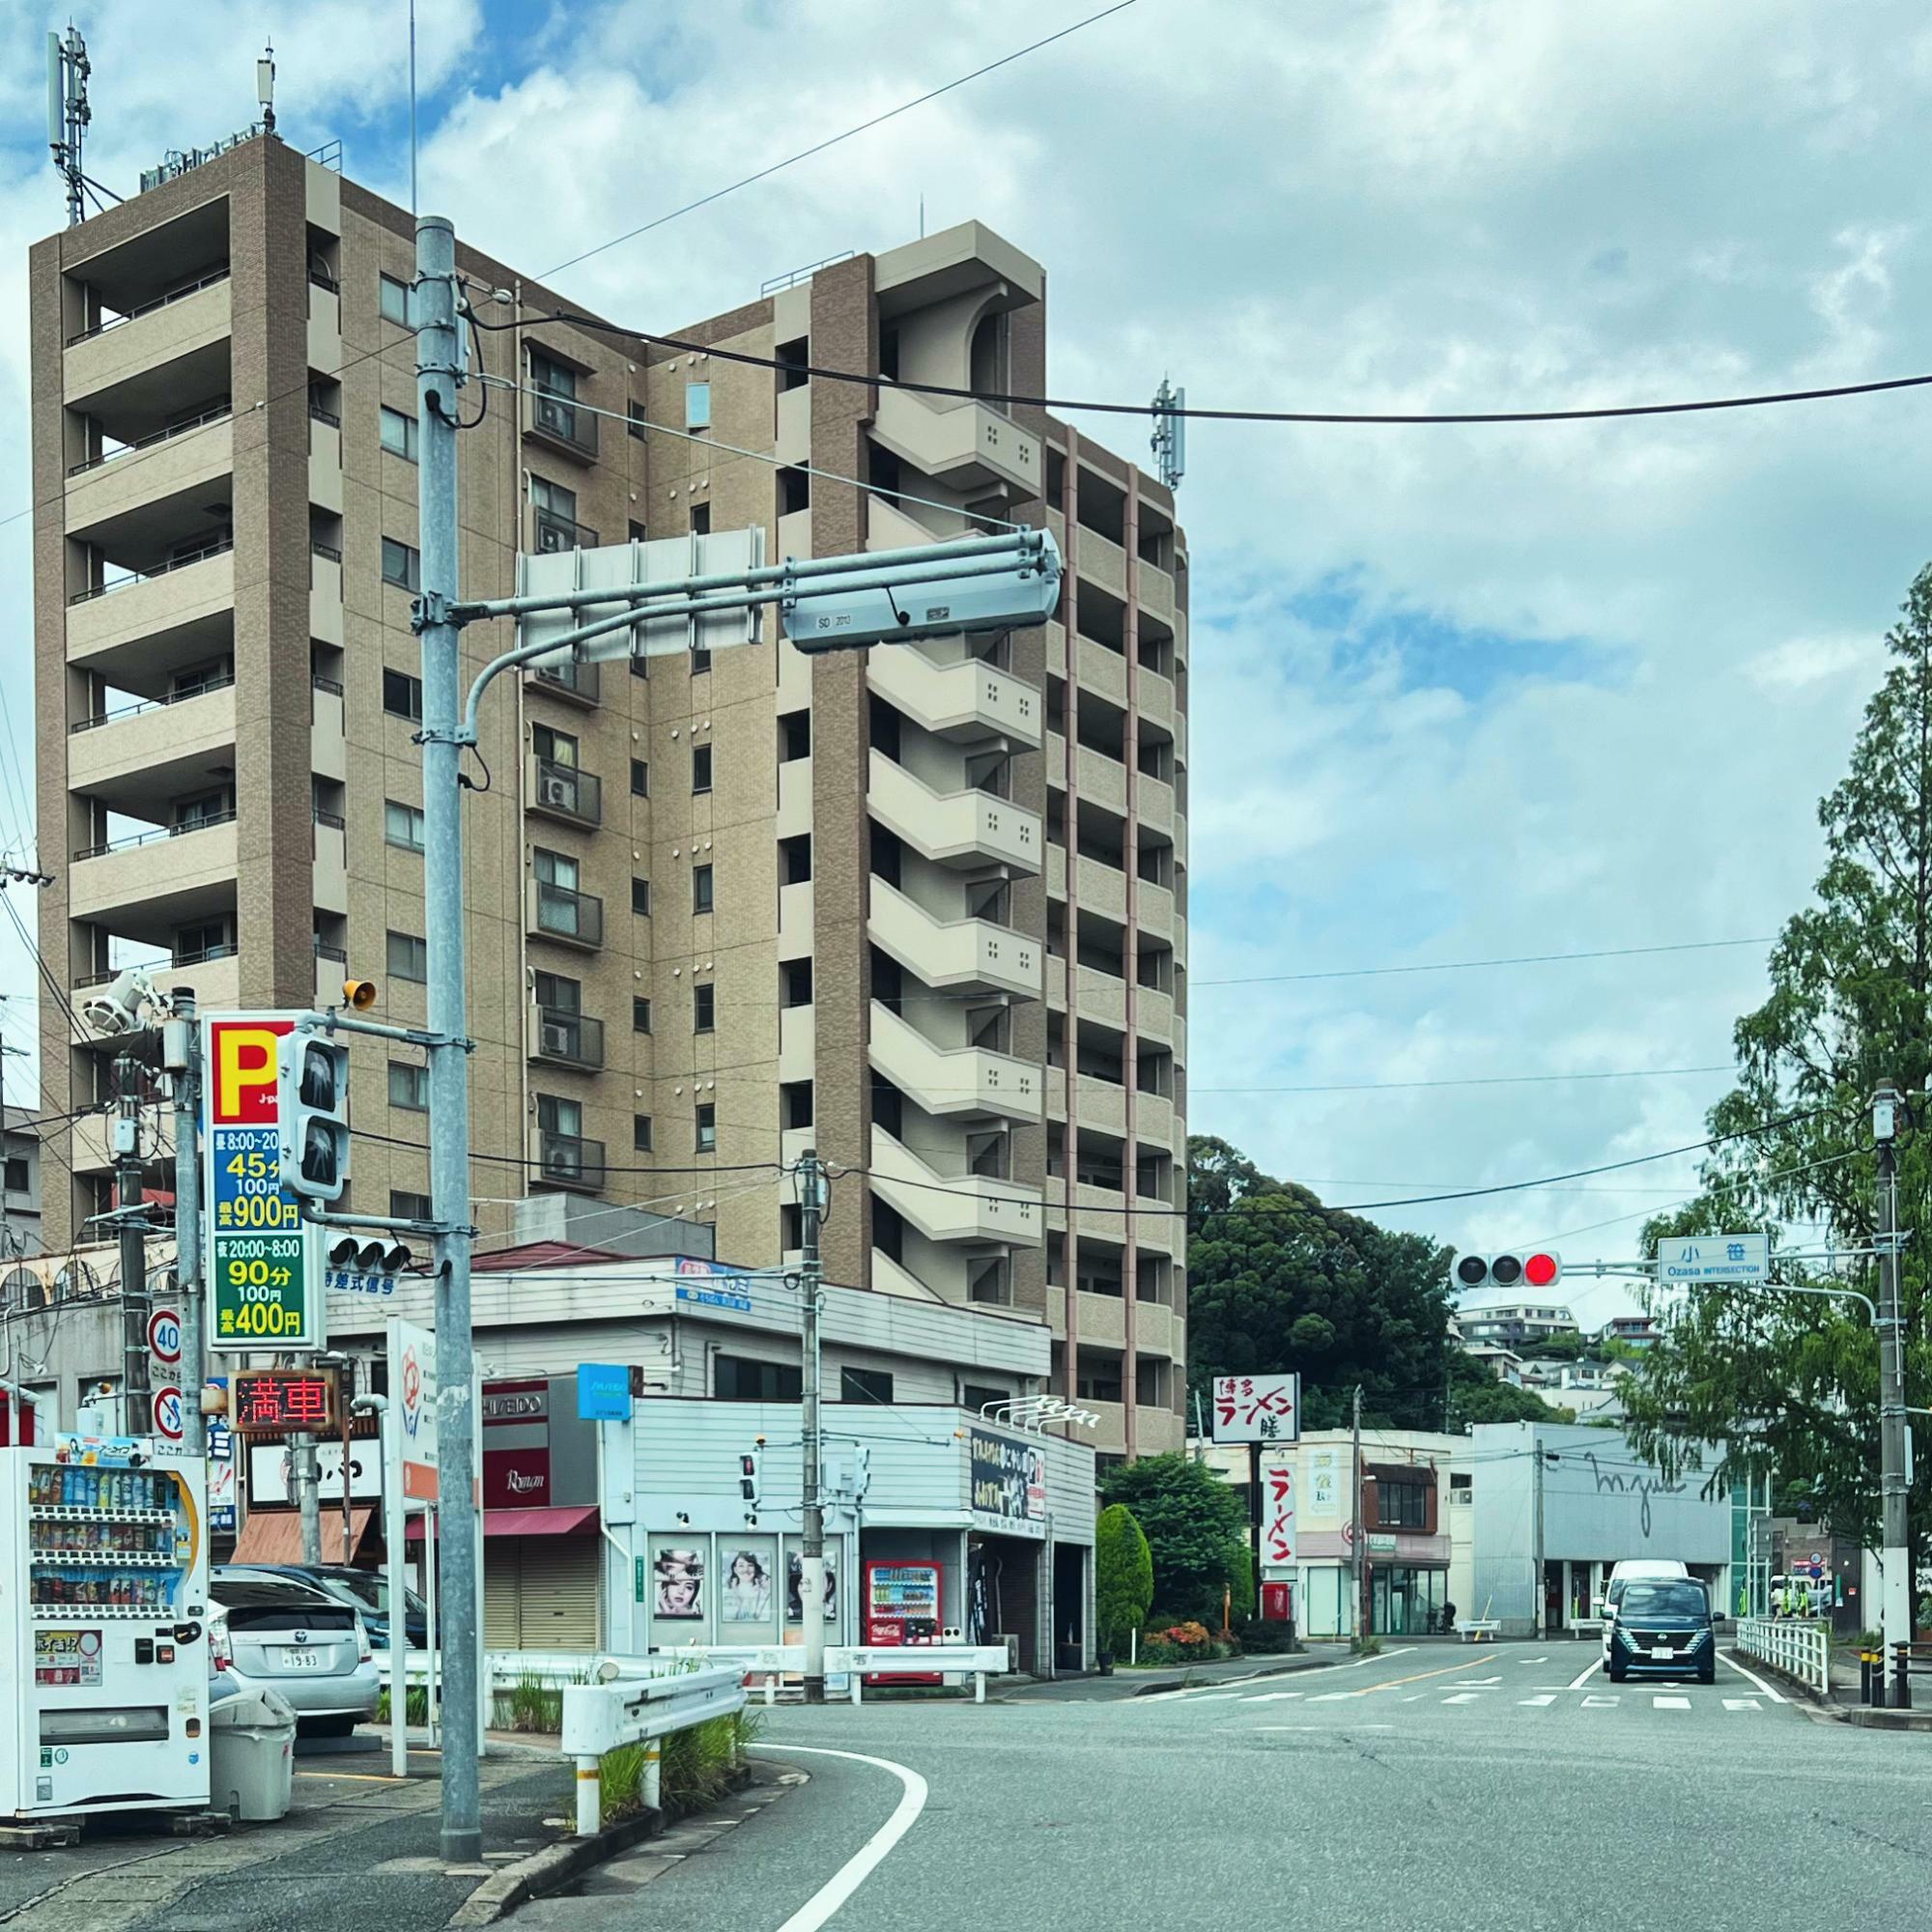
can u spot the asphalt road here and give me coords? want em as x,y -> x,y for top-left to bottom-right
520,1643 -> 1932,1932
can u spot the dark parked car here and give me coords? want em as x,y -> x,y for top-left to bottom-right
207,1571 -> 380,1736
1605,1578 -> 1717,1685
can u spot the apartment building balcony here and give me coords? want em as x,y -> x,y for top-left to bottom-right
867,643 -> 1042,749
532,507 -> 599,554
66,535 -> 234,684
525,657 -> 600,707
526,879 -> 605,952
1074,962 -> 1127,1028
67,674 -> 236,805
1135,770 -> 1174,836
779,1001 -> 814,1082
66,390 -> 233,533
526,390 -> 600,465
867,751 -> 1040,874
1136,981 -> 1175,1043
1072,1288 -> 1127,1350
1136,876 -> 1175,942
530,1006 -> 607,1071
310,541 -> 343,646
526,755 -> 603,829
867,878 -> 1041,1000
1046,618 -> 1067,679
1075,526 -> 1128,601
1074,634 -> 1127,709
868,1000 -> 1040,1123
1136,1088 -> 1176,1147
1136,1297 -> 1180,1366
531,1128 -> 607,1193
1075,745 -> 1128,814
1072,1072 -> 1128,1139
776,384 -> 810,466
1138,668 -> 1176,735
873,385 -> 1040,498
69,812 -> 238,927
869,1125 -> 1041,1248
64,266 -> 232,405
73,944 -> 240,1015
1139,559 -> 1175,624
1074,854 -> 1126,923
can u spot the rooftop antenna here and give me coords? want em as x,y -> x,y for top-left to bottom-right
257,40 -> 276,135
1151,376 -> 1186,491
47,25 -> 92,227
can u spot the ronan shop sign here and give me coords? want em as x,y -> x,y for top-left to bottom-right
203,1014 -> 323,1353
967,1428 -> 1047,1540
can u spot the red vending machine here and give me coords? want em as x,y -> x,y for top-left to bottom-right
863,1560 -> 942,1685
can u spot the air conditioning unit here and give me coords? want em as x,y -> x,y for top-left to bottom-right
536,393 -> 572,435
538,771 -> 577,810
536,521 -> 569,554
539,1018 -> 577,1059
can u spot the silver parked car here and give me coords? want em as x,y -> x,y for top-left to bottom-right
209,1570 -> 382,1736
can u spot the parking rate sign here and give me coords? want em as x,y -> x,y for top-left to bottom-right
204,1014 -> 323,1352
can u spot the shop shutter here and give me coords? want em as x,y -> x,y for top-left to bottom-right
515,1536 -> 600,1653
484,1540 -> 523,1649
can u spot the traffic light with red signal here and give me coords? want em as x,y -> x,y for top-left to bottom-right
1455,1250 -> 1562,1293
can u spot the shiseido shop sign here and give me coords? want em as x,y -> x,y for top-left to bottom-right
483,1378 -> 555,1509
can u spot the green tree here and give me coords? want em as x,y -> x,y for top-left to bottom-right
1446,1353 -> 1576,1428
1101,1454 -> 1247,1617
1186,1137 -> 1457,1430
1621,565 -> 1932,1562
1094,1504 -> 1154,1660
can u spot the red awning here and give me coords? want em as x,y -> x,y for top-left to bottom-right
406,1505 -> 598,1540
231,1506 -> 375,1565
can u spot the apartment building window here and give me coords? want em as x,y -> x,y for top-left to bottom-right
714,1354 -> 800,1401
176,919 -> 234,963
781,957 -> 813,1008
962,1383 -> 1007,1414
388,1061 -> 430,1111
532,723 -> 579,767
781,1202 -> 803,1251
779,834 -> 811,885
691,646 -> 712,674
379,272 -> 418,328
537,1094 -> 582,1138
379,406 -> 419,462
386,930 -> 428,981
530,351 -> 577,408
685,382 -> 711,430
630,758 -> 649,796
627,400 -> 648,440
631,876 -> 651,917
383,668 -> 423,722
689,502 -> 710,536
384,800 -> 425,851
1376,1477 -> 1430,1531
390,1190 -> 432,1223
632,1114 -> 653,1152
632,997 -> 651,1034
780,467 -> 810,517
692,745 -> 712,793
692,864 -> 714,914
4,1158 -> 29,1193
696,1103 -> 717,1152
382,538 -> 421,590
779,710 -> 810,761
781,1080 -> 812,1129
694,983 -> 715,1033
840,1367 -> 893,1405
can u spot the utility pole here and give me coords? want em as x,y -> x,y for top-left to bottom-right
113,1052 -> 152,1435
415,213 -> 483,1866
1350,1384 -> 1363,1638
1873,1080 -> 1911,1700
798,1150 -> 830,1704
293,1435 -> 323,1563
1532,1441 -> 1548,1638
164,990 -> 205,1455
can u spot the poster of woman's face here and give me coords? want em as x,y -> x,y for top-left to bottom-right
654,1547 -> 704,1619
785,1551 -> 838,1621
721,1548 -> 773,1623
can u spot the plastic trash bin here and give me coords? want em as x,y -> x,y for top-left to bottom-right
209,1685 -> 298,1821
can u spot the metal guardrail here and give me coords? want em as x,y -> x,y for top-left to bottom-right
561,1665 -> 746,1833
662,1641 -> 1014,1706
1737,1616 -> 1830,1694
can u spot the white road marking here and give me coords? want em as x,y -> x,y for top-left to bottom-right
1139,1645 -> 1416,1704
1519,1694 -> 1557,1707
1309,1691 -> 1360,1702
1401,1694 -> 1426,1702
1240,1691 -> 1303,1703
1567,1660 -> 1602,1691
1441,1692 -> 1482,1704
1518,1656 -> 1548,1665
1653,1695 -> 1691,1710
1722,1698 -> 1762,1712
1461,1677 -> 1502,1687
1183,1692 -> 1247,1702
763,1746 -> 927,1932
1581,1694 -> 1619,1707
1718,1650 -> 1787,1703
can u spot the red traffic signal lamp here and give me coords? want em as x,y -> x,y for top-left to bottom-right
1455,1251 -> 1561,1292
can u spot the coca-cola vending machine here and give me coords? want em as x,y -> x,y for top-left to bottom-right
864,1560 -> 942,1685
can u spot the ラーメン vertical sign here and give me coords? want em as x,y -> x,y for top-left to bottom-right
203,1013 -> 324,1352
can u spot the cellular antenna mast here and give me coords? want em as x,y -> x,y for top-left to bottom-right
47,25 -> 92,227
257,41 -> 276,135
1151,375 -> 1186,491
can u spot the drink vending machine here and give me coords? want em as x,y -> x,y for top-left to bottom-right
863,1559 -> 943,1685
2,1435 -> 211,1821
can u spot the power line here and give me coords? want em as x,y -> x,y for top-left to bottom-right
1198,1063 -> 1731,1096
536,1 -> 1141,279
346,1122 -> 780,1179
1194,936 -> 1777,988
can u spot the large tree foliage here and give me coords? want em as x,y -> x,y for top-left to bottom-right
1187,1135 -> 1463,1430
1621,566 -> 1932,1558
1100,1454 -> 1247,1617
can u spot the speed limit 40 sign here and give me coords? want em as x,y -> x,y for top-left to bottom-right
148,1307 -> 183,1367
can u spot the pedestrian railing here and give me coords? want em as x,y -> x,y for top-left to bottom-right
560,1663 -> 747,1834
1736,1616 -> 1830,1694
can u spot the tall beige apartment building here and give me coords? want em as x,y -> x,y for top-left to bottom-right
29,135 -> 1190,1459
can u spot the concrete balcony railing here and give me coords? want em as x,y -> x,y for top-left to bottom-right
74,946 -> 240,1015
310,542 -> 343,647
1075,745 -> 1127,814
1075,526 -> 1128,601
1046,846 -> 1066,899
65,414 -> 234,538
868,750 -> 1041,874
779,1001 -> 815,1082
873,385 -> 1040,498
1136,982 -> 1175,1042
66,538 -> 234,672
1073,963 -> 1127,1027
1072,1072 -> 1127,1138
867,644 -> 1043,749
867,877 -> 1042,1000
869,1249 -> 932,1301
1045,618 -> 1067,679
64,270 -> 232,404
868,1125 -> 1042,1248
1137,771 -> 1176,835
776,383 -> 810,467
1136,1089 -> 1176,1147
69,813 -> 238,924
1137,877 -> 1175,941
1139,559 -> 1176,624
1074,854 -> 1126,923
1074,1289 -> 1128,1350
1138,669 -> 1176,735
868,999 -> 1040,1123
68,677 -> 236,802
1074,635 -> 1127,708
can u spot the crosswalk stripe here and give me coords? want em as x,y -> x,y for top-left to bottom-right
1518,1656 -> 1548,1665
1519,1694 -> 1557,1707
1581,1694 -> 1619,1707
1308,1691 -> 1359,1702
1240,1691 -> 1303,1703
1722,1698 -> 1762,1712
1653,1695 -> 1691,1709
1441,1692 -> 1482,1704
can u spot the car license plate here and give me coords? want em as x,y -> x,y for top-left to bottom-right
281,1646 -> 325,1669
1649,1645 -> 1677,1660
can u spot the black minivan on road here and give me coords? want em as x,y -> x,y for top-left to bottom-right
1605,1578 -> 1717,1685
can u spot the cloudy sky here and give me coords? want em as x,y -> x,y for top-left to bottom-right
2,1 -> 1926,1320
